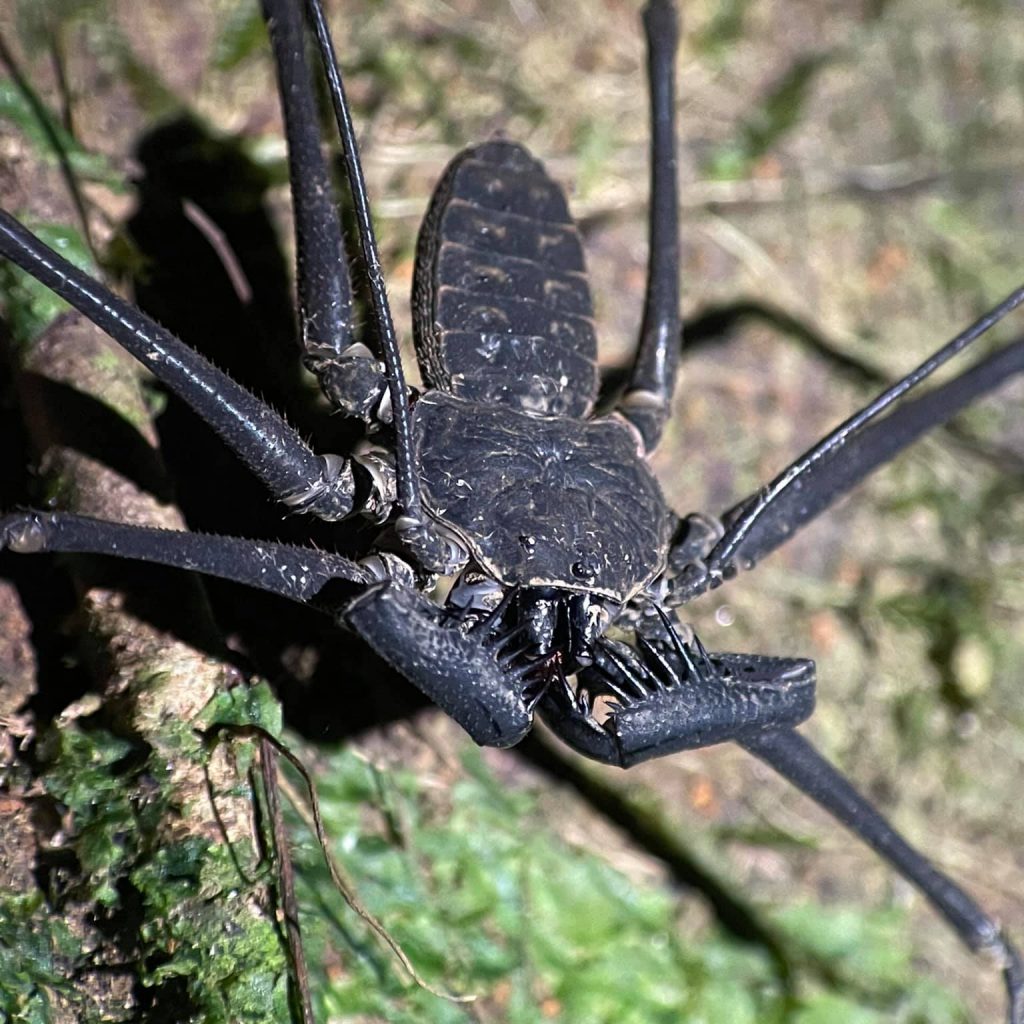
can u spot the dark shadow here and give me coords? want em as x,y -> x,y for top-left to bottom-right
599,297 -> 1024,476
517,731 -> 798,995
682,299 -> 885,385
16,372 -> 177,504
117,113 -> 423,740
599,297 -> 885,404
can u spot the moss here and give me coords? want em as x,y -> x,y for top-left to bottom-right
24,697 -> 290,1024
0,892 -> 84,1024
199,679 -> 284,739
41,725 -> 142,908
133,840 -> 289,1023
0,223 -> 95,348
284,743 -> 967,1023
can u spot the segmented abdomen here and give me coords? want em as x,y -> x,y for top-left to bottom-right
413,140 -> 598,417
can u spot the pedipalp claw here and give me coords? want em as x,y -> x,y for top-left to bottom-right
540,636 -> 816,768
344,582 -> 536,748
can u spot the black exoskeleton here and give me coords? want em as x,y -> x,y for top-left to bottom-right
2,0 -> 1023,1018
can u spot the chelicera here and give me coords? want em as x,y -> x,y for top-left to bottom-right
1,0 -> 1023,1018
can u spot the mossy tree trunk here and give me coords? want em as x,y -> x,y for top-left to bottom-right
1,269 -> 292,1021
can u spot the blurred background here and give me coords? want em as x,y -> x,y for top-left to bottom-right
2,0 -> 1023,1020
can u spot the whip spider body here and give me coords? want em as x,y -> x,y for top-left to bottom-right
2,0 -> 1022,1018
